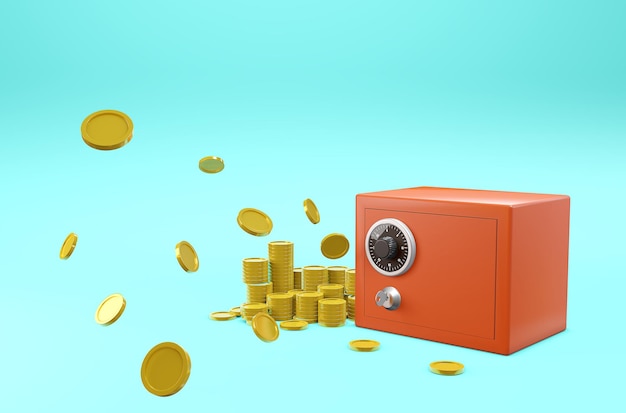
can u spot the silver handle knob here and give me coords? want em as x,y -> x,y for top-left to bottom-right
374,287 -> 401,310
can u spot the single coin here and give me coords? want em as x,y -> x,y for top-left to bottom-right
59,232 -> 78,259
429,361 -> 465,376
210,311 -> 236,321
175,241 -> 199,272
81,109 -> 133,150
229,306 -> 241,317
280,320 -> 308,331
303,198 -> 320,224
95,293 -> 126,326
251,313 -> 279,342
198,156 -> 224,173
349,339 -> 380,352
141,342 -> 191,397
321,233 -> 350,259
237,208 -> 273,236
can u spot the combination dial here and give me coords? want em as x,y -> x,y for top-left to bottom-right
365,218 -> 416,276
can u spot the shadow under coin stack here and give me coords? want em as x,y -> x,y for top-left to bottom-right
318,298 -> 346,327
268,241 -> 294,293
295,292 -> 324,323
266,292 -> 293,321
302,265 -> 328,291
345,268 -> 356,321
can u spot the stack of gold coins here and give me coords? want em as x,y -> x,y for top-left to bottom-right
268,241 -> 294,293
345,268 -> 356,295
346,295 -> 355,320
242,303 -> 269,324
327,266 -> 347,287
267,292 -> 293,321
293,268 -> 302,290
295,292 -> 323,323
242,258 -> 269,284
247,282 -> 273,304
317,284 -> 344,299
288,289 -> 304,311
318,298 -> 346,327
302,265 -> 328,291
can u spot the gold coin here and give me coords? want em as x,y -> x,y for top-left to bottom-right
229,306 -> 241,317
303,198 -> 320,224
210,311 -> 236,321
198,156 -> 224,173
141,342 -> 191,397
429,361 -> 465,376
251,313 -> 279,342
59,232 -> 78,260
237,208 -> 273,236
321,233 -> 350,259
349,339 -> 380,352
280,320 -> 308,331
80,109 -> 133,150
175,241 -> 199,272
95,293 -> 126,326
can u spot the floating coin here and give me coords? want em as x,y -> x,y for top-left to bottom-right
237,208 -> 273,236
251,313 -> 279,342
303,198 -> 320,224
321,233 -> 350,259
81,109 -> 133,150
210,311 -> 236,321
349,339 -> 380,352
198,156 -> 224,174
175,241 -> 199,272
429,361 -> 465,376
280,320 -> 308,331
229,306 -> 241,317
141,342 -> 191,397
59,232 -> 78,260
95,293 -> 126,326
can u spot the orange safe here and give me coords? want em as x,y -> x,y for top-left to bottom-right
355,187 -> 570,355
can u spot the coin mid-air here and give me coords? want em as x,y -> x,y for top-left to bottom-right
59,232 -> 78,260
95,293 -> 126,326
237,208 -> 273,236
175,241 -> 199,272
141,342 -> 191,397
320,233 -> 350,259
303,198 -> 320,224
429,361 -> 465,376
198,156 -> 225,174
251,313 -> 279,342
81,109 -> 133,150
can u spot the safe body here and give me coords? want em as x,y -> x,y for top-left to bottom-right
355,186 -> 570,355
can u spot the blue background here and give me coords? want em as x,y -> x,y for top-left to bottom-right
1,0 -> 624,411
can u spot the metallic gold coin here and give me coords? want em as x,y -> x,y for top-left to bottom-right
349,339 -> 380,352
59,232 -> 78,260
95,293 -> 126,326
81,109 -> 133,150
141,342 -> 191,397
229,306 -> 241,317
237,208 -> 273,236
320,233 -> 350,259
251,313 -> 279,342
175,241 -> 199,272
280,320 -> 308,331
303,198 -> 320,224
429,361 -> 465,376
198,156 -> 224,174
210,311 -> 236,321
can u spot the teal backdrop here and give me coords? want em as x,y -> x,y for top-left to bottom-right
1,1 -> 624,411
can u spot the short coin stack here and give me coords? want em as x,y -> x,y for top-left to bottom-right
317,284 -> 344,299
242,303 -> 269,324
269,241 -> 294,293
246,282 -> 273,304
328,266 -> 347,286
318,298 -> 346,327
346,295 -> 356,320
302,265 -> 328,291
345,268 -> 356,295
267,292 -> 293,321
295,292 -> 324,323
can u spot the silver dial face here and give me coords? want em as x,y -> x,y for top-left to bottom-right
365,218 -> 416,276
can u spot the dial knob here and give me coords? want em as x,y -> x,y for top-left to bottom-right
365,218 -> 416,276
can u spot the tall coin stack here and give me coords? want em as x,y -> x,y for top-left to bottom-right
327,266 -> 347,287
267,292 -> 293,321
268,241 -> 294,293
293,268 -> 302,290
295,292 -> 323,323
345,268 -> 356,296
302,266 -> 328,291
242,258 -> 269,284
242,303 -> 269,325
346,295 -> 355,320
247,282 -> 273,304
317,284 -> 344,299
318,298 -> 346,327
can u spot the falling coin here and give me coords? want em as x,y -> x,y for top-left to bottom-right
279,320 -> 308,331
198,156 -> 224,174
141,342 -> 191,397
321,233 -> 350,259
251,313 -> 279,342
59,232 -> 78,260
349,339 -> 380,352
175,241 -> 199,272
210,311 -> 236,321
429,361 -> 465,376
237,208 -> 273,236
95,293 -> 126,326
80,109 -> 133,150
303,198 -> 320,224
